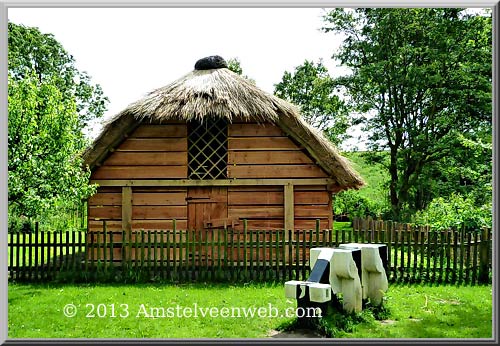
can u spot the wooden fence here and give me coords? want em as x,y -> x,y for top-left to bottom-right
7,218 -> 492,284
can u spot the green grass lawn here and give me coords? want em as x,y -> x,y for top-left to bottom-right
8,282 -> 492,339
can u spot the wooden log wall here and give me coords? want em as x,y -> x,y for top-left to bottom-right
227,121 -> 328,179
90,122 -> 188,180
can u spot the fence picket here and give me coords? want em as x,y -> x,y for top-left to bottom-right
33,226 -> 40,280
472,231 -> 479,284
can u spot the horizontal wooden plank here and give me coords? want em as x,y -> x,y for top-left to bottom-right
228,206 -> 283,218
133,192 -> 187,206
116,138 -> 187,152
228,151 -> 313,165
95,187 -> 122,193
88,220 -> 188,231
294,205 -> 331,218
228,191 -> 283,206
228,123 -> 284,137
91,166 -> 188,179
294,185 -> 328,191
294,218 -> 331,230
88,192 -> 122,206
131,219 -> 188,231
233,219 -> 284,230
88,206 -> 121,220
103,152 -> 187,166
228,186 -> 283,192
231,218 -> 331,231
88,220 -> 122,231
294,191 -> 330,205
228,137 -> 300,150
130,125 -> 187,138
188,187 -> 227,202
132,187 -> 187,193
92,178 -> 335,187
132,205 -> 187,219
228,165 -> 328,179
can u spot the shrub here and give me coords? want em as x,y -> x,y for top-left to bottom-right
413,193 -> 492,232
334,190 -> 390,220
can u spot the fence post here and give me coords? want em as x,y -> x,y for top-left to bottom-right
478,228 -> 491,284
243,219 -> 248,278
103,220 -> 107,274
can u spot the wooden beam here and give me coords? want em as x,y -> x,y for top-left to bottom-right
284,183 -> 294,264
92,178 -> 334,187
121,186 -> 132,262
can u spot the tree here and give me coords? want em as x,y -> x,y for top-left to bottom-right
8,73 -> 96,220
8,22 -> 108,128
227,57 -> 255,83
274,60 -> 351,146
322,9 -> 492,220
7,22 -> 106,224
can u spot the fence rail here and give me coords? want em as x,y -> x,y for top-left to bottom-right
7,218 -> 492,284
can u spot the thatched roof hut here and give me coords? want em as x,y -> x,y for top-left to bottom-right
83,56 -> 364,190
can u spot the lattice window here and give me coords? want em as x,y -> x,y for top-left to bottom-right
188,118 -> 228,179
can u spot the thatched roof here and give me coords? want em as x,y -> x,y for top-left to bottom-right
83,56 -> 364,190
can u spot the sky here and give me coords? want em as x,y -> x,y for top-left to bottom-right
8,7 -> 368,150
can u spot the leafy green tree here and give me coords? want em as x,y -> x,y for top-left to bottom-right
8,22 -> 108,128
274,60 -> 351,146
322,9 -> 492,220
413,192 -> 491,232
227,57 -> 243,75
8,73 -> 97,221
8,22 -> 106,225
227,57 -> 255,83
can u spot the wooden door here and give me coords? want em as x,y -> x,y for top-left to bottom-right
187,187 -> 230,264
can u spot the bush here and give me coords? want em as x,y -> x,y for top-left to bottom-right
334,190 -> 390,220
413,193 -> 492,232
8,213 -> 35,233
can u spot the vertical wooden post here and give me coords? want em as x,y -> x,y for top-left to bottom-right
284,183 -> 294,264
103,221 -> 107,274
243,219 -> 248,277
478,228 -> 490,284
34,222 -> 39,280
122,186 -> 132,264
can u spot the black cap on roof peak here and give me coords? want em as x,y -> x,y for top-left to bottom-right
194,55 -> 228,70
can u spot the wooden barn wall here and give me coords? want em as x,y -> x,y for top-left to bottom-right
227,121 -> 328,179
90,121 -> 188,180
229,185 -> 332,231
227,120 -> 332,231
88,187 -> 188,231
88,187 -> 122,232
88,119 -> 332,234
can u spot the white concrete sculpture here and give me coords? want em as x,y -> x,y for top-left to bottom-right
284,280 -> 331,303
310,248 -> 363,313
339,243 -> 388,306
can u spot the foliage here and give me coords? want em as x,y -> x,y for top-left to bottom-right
8,22 -> 108,128
7,210 -> 35,234
8,73 -> 97,222
413,193 -> 492,232
226,57 -> 255,83
322,9 -> 492,221
413,132 -> 492,212
274,60 -> 351,146
8,22 -> 105,222
333,151 -> 391,219
334,190 -> 386,219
